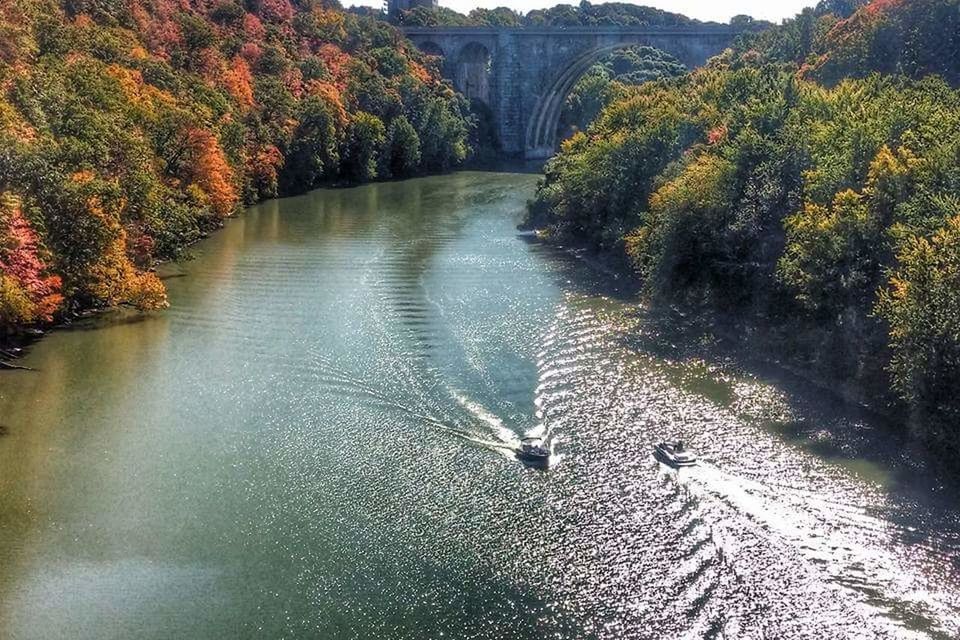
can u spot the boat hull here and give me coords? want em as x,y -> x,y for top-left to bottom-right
654,445 -> 697,468
516,451 -> 550,467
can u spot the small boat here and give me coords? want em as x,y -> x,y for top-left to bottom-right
654,442 -> 697,468
517,437 -> 550,466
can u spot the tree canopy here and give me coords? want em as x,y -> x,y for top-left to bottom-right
400,1 -> 772,29
0,0 -> 472,333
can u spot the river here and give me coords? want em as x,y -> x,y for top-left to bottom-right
1,171 -> 959,639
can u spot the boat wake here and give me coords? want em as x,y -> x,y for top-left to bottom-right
306,347 -> 549,462
674,463 -> 960,638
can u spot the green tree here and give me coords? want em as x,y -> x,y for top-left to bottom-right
282,95 -> 343,193
467,7 -> 522,27
386,115 -> 421,177
343,111 -> 386,182
878,216 -> 960,445
415,96 -> 469,172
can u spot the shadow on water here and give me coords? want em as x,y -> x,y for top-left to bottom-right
632,308 -> 960,616
528,233 -> 960,549
57,309 -> 156,333
158,272 -> 190,281
634,310 -> 949,473
465,157 -> 547,175
517,236 -> 644,300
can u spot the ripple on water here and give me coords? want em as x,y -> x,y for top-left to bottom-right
1,174 -> 959,640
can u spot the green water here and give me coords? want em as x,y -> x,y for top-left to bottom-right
1,172 -> 959,639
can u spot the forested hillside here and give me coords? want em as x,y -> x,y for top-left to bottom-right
733,0 -> 960,85
527,0 -> 960,460
0,0 -> 471,334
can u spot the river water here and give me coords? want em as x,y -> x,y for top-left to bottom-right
1,171 -> 959,639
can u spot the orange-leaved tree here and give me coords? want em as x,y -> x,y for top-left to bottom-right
0,193 -> 63,328
184,128 -> 239,219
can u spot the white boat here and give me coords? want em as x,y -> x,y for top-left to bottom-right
654,442 -> 697,467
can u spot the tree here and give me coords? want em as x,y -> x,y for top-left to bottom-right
343,111 -> 385,181
561,67 -> 615,136
174,12 -> 216,71
221,56 -> 255,109
386,115 -> 421,177
210,1 -> 246,27
259,0 -> 295,24
467,7 -> 522,27
878,215 -> 960,445
632,153 -> 738,298
0,0 -> 471,337
416,96 -> 469,172
779,190 -> 882,316
183,128 -> 238,219
282,95 -> 343,192
0,194 -> 63,327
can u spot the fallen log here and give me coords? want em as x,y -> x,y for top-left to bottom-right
0,360 -> 34,371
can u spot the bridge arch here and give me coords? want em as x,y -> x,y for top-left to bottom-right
526,42 -> 686,158
402,26 -> 741,157
418,40 -> 444,58
455,41 -> 492,104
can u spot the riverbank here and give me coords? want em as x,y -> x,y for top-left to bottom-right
525,56 -> 960,469
0,149 -> 536,365
523,230 -> 960,475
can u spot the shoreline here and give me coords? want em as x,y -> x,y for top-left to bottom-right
530,232 -> 908,423
522,227 -> 960,477
544,235 -> 960,476
0,163 -> 532,367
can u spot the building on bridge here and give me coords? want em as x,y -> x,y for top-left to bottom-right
402,25 -> 744,158
388,0 -> 438,17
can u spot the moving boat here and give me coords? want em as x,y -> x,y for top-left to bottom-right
654,442 -> 697,468
517,437 -> 550,466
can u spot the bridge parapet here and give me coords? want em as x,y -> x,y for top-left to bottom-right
401,25 -> 743,36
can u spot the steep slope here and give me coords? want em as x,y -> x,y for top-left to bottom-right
0,0 -> 471,332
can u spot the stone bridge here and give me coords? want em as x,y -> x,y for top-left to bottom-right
402,26 -> 743,158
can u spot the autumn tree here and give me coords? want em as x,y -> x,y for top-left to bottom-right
183,128 -> 238,219
0,0 -> 471,337
0,194 -> 63,328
